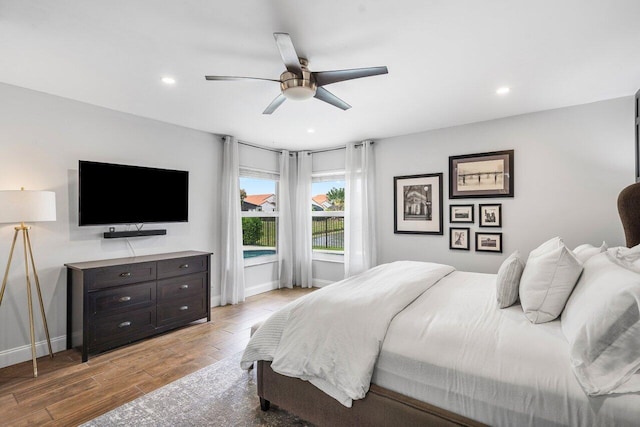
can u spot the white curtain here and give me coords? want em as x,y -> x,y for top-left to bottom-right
220,136 -> 245,305
278,150 -> 295,288
294,151 -> 313,287
345,140 -> 377,277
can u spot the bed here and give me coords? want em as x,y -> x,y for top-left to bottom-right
241,239 -> 640,425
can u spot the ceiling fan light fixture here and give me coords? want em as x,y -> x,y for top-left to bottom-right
283,86 -> 316,101
280,69 -> 317,101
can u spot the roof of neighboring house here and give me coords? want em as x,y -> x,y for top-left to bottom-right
312,194 -> 329,205
244,194 -> 274,206
241,200 -> 259,210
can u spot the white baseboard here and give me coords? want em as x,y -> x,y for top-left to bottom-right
210,281 -> 279,307
312,279 -> 335,288
210,295 -> 221,307
0,335 -> 67,369
246,281 -> 279,297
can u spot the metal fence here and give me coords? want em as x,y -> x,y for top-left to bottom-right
242,217 -> 276,247
312,216 -> 344,250
242,216 -> 344,251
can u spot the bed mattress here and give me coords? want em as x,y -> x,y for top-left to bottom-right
372,271 -> 640,427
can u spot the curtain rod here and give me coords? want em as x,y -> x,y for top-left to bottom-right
237,140 -> 374,155
238,140 -> 282,154
311,141 -> 374,154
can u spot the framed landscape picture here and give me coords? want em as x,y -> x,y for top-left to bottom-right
476,232 -> 503,253
449,150 -> 514,198
450,204 -> 474,223
479,204 -> 502,227
450,227 -> 470,250
394,173 -> 443,235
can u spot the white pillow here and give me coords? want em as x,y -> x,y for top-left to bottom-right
607,243 -> 640,271
573,241 -> 608,264
496,250 -> 524,308
561,252 -> 640,396
519,237 -> 583,323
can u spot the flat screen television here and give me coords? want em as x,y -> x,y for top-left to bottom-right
79,161 -> 189,226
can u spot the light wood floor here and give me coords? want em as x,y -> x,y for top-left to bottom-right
0,287 -> 315,426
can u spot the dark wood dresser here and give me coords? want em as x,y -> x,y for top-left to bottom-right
66,251 -> 212,362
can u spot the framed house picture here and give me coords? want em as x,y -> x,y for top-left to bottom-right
449,150 -> 514,198
479,204 -> 502,227
394,173 -> 443,235
450,204 -> 474,223
476,232 -> 503,253
450,227 -> 470,250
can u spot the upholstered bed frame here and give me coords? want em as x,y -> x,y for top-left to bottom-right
257,361 -> 484,426
254,183 -> 639,426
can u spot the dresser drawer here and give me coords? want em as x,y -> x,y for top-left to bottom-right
89,306 -> 156,350
157,296 -> 207,327
157,272 -> 206,302
157,256 -> 207,279
88,262 -> 156,290
89,281 -> 155,315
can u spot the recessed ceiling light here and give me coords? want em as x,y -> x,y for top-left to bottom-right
161,77 -> 176,85
307,129 -> 315,133
496,87 -> 510,95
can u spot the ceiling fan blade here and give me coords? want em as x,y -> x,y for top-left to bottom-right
263,94 -> 286,115
314,87 -> 351,110
312,66 -> 388,87
273,33 -> 302,76
205,75 -> 280,82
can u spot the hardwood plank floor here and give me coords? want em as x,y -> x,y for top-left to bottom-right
0,287 -> 315,426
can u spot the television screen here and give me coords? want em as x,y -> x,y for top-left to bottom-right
79,161 -> 189,226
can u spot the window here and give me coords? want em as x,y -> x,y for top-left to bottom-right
311,172 -> 345,255
240,169 -> 279,264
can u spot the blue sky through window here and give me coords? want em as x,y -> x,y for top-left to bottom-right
312,180 -> 344,196
239,177 -> 275,194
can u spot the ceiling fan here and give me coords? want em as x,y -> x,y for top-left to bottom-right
205,33 -> 389,114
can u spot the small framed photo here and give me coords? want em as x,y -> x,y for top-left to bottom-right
449,150 -> 514,199
450,227 -> 470,250
450,204 -> 474,223
394,173 -> 443,235
479,204 -> 502,227
476,232 -> 503,253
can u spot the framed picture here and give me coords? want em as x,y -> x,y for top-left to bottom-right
450,204 -> 474,223
479,204 -> 502,227
394,173 -> 443,235
449,150 -> 514,198
475,232 -> 503,253
450,227 -> 470,250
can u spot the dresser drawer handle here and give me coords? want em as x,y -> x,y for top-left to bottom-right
118,321 -> 132,328
179,305 -> 189,311
119,272 -> 131,278
119,296 -> 132,302
179,264 -> 189,269
180,284 -> 189,289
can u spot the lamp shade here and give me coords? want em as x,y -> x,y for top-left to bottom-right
0,190 -> 56,223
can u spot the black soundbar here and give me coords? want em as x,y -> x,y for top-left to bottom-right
103,229 -> 167,239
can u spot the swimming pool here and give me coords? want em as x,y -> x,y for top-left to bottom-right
243,249 -> 276,259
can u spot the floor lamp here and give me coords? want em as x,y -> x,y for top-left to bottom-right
0,188 -> 56,377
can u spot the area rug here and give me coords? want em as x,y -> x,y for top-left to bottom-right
82,352 -> 312,426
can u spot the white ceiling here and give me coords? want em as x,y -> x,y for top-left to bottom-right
1,1 -> 640,150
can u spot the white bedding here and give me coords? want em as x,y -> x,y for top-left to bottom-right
241,261 -> 454,407
242,264 -> 640,425
373,271 -> 640,426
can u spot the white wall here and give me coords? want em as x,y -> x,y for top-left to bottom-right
0,83 -> 222,367
1,82 -> 632,368
376,97 -> 634,273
